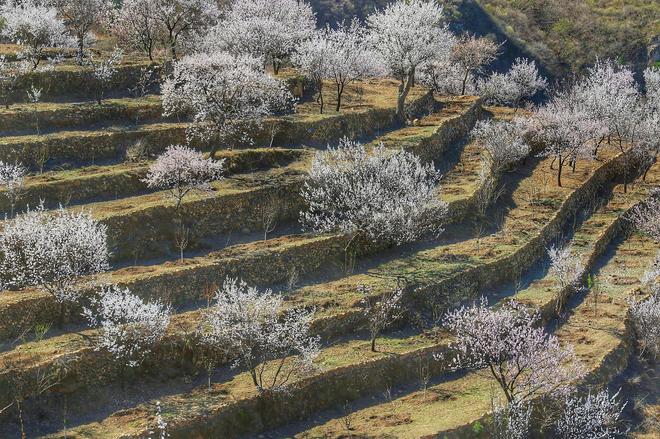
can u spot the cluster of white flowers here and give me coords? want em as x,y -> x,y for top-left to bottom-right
555,388 -> 628,439
0,0 -> 72,69
200,277 -> 320,392
208,0 -> 316,74
162,51 -> 294,155
301,138 -> 447,246
628,192 -> 660,243
84,285 -> 171,367
490,398 -> 532,439
442,297 -> 584,403
479,58 -> 547,108
143,145 -> 225,209
0,204 -> 110,302
470,118 -> 530,176
0,161 -> 27,217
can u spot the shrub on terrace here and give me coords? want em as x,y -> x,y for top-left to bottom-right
479,58 -> 547,109
300,138 -> 447,258
554,388 -> 628,439
0,204 -> 110,304
83,285 -> 171,368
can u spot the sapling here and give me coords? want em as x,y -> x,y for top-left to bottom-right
143,145 -> 225,260
442,297 -> 584,403
199,277 -> 320,392
0,161 -> 27,218
86,48 -> 124,105
358,283 -> 404,352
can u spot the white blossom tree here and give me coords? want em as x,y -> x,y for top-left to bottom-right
451,35 -> 500,95
210,0 -> 316,74
83,285 -> 171,367
161,51 -> 294,157
149,0 -> 219,60
0,204 -> 110,303
644,66 -> 660,113
470,118 -> 530,176
358,283 -> 404,352
291,30 -> 333,113
109,0 -> 162,61
367,0 -> 454,120
85,47 -> 124,105
419,59 -> 472,96
442,298 -> 584,403
301,138 -> 448,256
548,243 -> 585,315
628,195 -> 660,242
479,58 -> 547,109
0,0 -> 71,69
316,20 -> 382,112
143,145 -> 225,260
555,388 -> 628,439
199,277 -> 320,392
50,0 -> 107,61
532,90 -> 605,187
0,161 -> 26,218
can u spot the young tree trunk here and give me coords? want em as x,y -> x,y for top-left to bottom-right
317,82 -> 324,114
273,60 -> 280,75
396,69 -> 415,122
371,333 -> 377,352
169,32 -> 177,61
557,156 -> 563,187
461,69 -> 469,95
335,82 -> 345,113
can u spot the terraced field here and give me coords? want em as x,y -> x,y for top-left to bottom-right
0,54 -> 657,439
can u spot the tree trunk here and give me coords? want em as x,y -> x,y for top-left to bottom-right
317,82 -> 324,114
273,60 -> 280,75
461,70 -> 469,95
396,69 -> 415,122
335,82 -> 344,113
557,156 -> 563,187
371,334 -> 377,352
169,33 -> 177,61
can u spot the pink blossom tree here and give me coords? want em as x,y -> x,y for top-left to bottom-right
442,298 -> 584,403
548,243 -> 585,315
199,277 -> 320,392
451,34 -> 501,95
143,145 -> 225,260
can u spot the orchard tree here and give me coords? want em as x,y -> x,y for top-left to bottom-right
143,145 -> 225,260
199,277 -> 320,392
317,20 -> 381,112
442,298 -> 584,403
470,118 -> 530,176
149,0 -> 219,60
0,161 -> 26,218
109,0 -> 162,61
629,195 -> 660,242
555,389 -> 628,439
212,0 -> 316,74
50,0 -> 107,61
451,35 -> 500,95
367,0 -> 454,120
480,58 -> 547,109
358,283 -> 404,352
85,47 -> 124,105
0,0 -> 71,69
292,30 -> 333,113
548,244 -> 584,315
0,204 -> 110,303
162,52 -> 294,157
301,138 -> 448,258
419,59 -> 473,96
490,399 -> 532,439
83,285 -> 171,367
532,90 -> 605,187
644,66 -> 660,113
